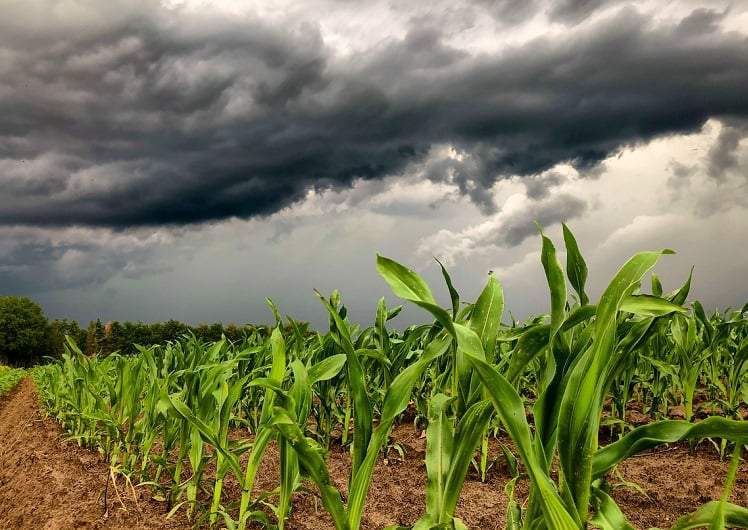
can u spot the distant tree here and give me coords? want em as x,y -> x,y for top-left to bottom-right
119,321 -> 150,354
223,323 -> 246,343
85,319 -> 107,357
162,319 -> 189,343
0,296 -> 50,367
149,322 -> 165,345
193,322 -> 225,343
209,322 -> 224,342
107,320 -> 125,354
47,318 -> 84,359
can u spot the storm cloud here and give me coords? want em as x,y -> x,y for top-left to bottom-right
1,1 -> 747,229
0,225 -> 176,294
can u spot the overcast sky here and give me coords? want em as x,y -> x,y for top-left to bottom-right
1,0 -> 747,329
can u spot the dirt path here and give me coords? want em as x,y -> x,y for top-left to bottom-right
0,377 -> 746,529
0,378 -> 192,530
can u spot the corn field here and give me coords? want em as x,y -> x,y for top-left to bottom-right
29,225 -> 748,529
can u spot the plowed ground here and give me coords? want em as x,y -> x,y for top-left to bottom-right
0,378 -> 746,529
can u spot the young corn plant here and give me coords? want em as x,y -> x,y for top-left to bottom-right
669,313 -> 711,423
378,225 -> 748,529
0,367 -> 26,397
409,393 -> 494,529
269,289 -> 454,530
168,357 -> 250,524
250,330 -> 348,529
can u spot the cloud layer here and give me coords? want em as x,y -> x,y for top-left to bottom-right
1,1 -> 748,328
1,1 -> 747,228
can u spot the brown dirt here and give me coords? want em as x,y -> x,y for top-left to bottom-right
0,378 -> 746,529
0,378 -> 194,530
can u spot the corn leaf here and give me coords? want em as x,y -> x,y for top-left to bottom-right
270,407 -> 349,530
316,290 -> 373,479
506,324 -> 550,385
442,400 -> 494,520
465,354 -> 578,528
538,224 -> 567,336
468,273 -> 504,363
308,354 -> 347,383
424,394 -> 453,518
346,334 -> 453,529
667,267 -> 693,305
620,295 -> 687,316
377,255 -> 455,334
563,224 -> 589,306
593,416 -> 748,477
590,484 -> 636,530
558,249 -> 673,522
435,257 -> 461,319
667,501 -> 748,530
651,272 -> 663,297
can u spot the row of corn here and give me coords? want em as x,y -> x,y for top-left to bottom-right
32,225 -> 748,529
0,365 -> 26,397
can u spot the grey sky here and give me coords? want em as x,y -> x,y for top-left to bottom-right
1,0 -> 747,329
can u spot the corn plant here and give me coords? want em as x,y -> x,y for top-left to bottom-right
378,224 -> 748,529
0,366 -> 26,397
168,357 -> 250,523
269,289 -> 454,530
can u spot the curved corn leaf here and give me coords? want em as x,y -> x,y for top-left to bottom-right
377,255 -> 455,334
593,416 -> 748,477
442,400 -> 494,520
469,273 -> 504,363
375,298 -> 392,362
667,267 -> 693,305
453,322 -> 486,361
667,500 -> 748,530
620,295 -> 687,317
652,272 -> 662,297
590,483 -> 636,530
563,224 -> 589,306
308,354 -> 347,383
651,272 -> 663,297
265,297 -> 283,328
377,255 -> 437,305
506,324 -> 550,385
270,407 -> 349,530
290,360 -> 311,423
425,394 -> 453,518
435,258 -> 461,319
561,305 -> 597,332
464,354 -> 578,528
538,224 -> 567,336
558,249 -> 673,522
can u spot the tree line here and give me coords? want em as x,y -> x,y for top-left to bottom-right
0,296 -> 268,367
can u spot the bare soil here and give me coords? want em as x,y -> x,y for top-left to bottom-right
0,378 -> 746,529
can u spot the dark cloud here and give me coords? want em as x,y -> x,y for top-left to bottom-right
707,123 -> 746,180
675,7 -> 727,37
421,146 -> 503,214
524,171 -> 567,200
1,3 -> 747,229
0,228 -> 173,295
475,0 -> 541,25
0,238 -> 109,293
663,119 -> 748,217
546,0 -> 616,25
500,193 -> 589,247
